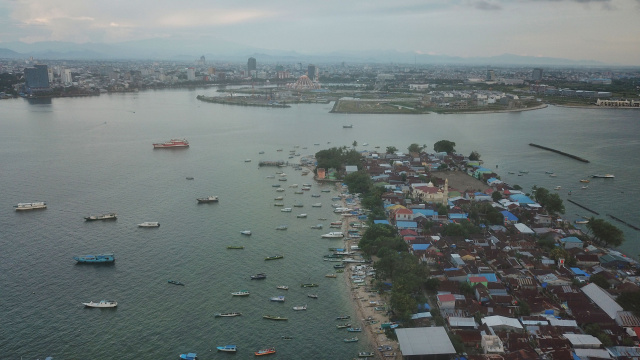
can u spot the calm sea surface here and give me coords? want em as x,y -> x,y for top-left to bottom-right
1,88 -> 639,359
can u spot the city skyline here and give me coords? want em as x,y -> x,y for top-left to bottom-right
1,0 -> 640,65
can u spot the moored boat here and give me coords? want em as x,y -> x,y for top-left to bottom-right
265,255 -> 284,260
15,202 -> 47,211
301,283 -> 319,288
276,285 -> 289,290
281,208 -> 292,212
263,315 -> 287,321
179,353 -> 197,360
575,219 -> 589,224
321,232 -> 344,238
254,347 -> 276,356
312,203 -> 322,207
580,179 -> 590,183
592,174 -> 615,178
241,230 -> 252,235
168,280 -> 185,286
308,294 -> 318,299
138,221 -> 160,227
358,352 -> 375,358
344,337 -> 359,343
215,312 -> 242,317
216,345 -> 237,352
325,274 -> 337,278
197,196 -> 219,203
251,273 -> 267,280
227,246 -> 245,249
153,138 -> 189,148
82,300 -> 117,308
275,225 -> 287,230
336,315 -> 351,320
347,327 -> 362,332
281,336 -> 293,340
296,213 -> 307,218
336,323 -> 351,329
84,213 -> 117,221
293,304 -> 307,311
231,290 -> 250,296
311,224 -> 323,229
270,296 -> 285,302
74,253 -> 115,263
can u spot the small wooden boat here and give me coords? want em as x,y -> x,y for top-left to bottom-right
255,347 -> 276,356
231,290 -> 250,296
281,336 -> 293,340
292,304 -> 307,311
275,225 -> 287,230
265,255 -> 284,261
227,246 -> 244,249
216,345 -> 237,352
276,285 -> 289,290
336,323 -> 351,329
307,294 -> 318,299
344,337 -> 359,343
215,312 -> 242,317
167,280 -> 185,286
301,283 -> 318,288
263,315 -> 287,321
358,352 -> 375,358
347,327 -> 362,332
325,274 -> 337,278
336,315 -> 350,320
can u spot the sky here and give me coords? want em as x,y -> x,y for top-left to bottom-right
1,0 -> 640,64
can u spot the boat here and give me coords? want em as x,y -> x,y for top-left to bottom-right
293,203 -> 304,207
289,184 -> 298,188
336,315 -> 351,320
301,283 -> 319,288
179,353 -> 197,360
343,124 -> 353,128
296,214 -> 307,218
245,159 -> 252,162
281,208 -> 292,212
358,352 -> 375,358
231,290 -> 250,296
216,345 -> 237,352
263,315 -> 287,321
321,189 -> 331,193
84,213 -> 117,221
278,177 -> 287,181
336,323 -> 351,329
347,327 -> 362,332
275,225 -> 287,230
153,138 -> 189,148
251,273 -> 267,280
82,300 -> 117,308
74,253 -> 115,263
321,232 -> 344,238
281,336 -> 293,340
168,280 -> 185,286
272,184 -> 281,187
265,255 -> 284,261
227,246 -> 245,249
554,186 -> 562,190
334,264 -> 346,269
274,196 -> 284,200
311,224 -> 323,229
592,174 -> 615,178
138,221 -> 160,227
259,151 -> 265,154
254,347 -> 277,355
325,274 -> 337,278
186,177 -> 194,180
312,203 -> 322,207
15,202 -> 47,211
307,293 -> 318,298
197,196 -> 219,203
549,173 -> 557,177
274,203 -> 284,207
344,337 -> 359,343
293,304 -> 307,311
580,179 -> 590,183
384,353 -> 397,357
270,296 -> 285,302
276,285 -> 289,290
276,188 -> 285,192
294,190 -> 303,194
215,312 -> 242,317
330,221 -> 343,226
241,230 -> 252,235
582,185 -> 589,189
266,175 -> 275,179
575,219 -> 589,224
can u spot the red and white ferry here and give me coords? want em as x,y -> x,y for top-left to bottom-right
153,138 -> 189,148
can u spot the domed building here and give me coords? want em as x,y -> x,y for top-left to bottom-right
288,75 -> 321,90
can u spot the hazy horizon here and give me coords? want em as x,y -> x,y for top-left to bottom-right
2,0 -> 640,65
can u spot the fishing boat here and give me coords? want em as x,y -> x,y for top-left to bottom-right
344,337 -> 359,343
265,255 -> 284,261
336,323 -> 351,329
82,300 -> 117,308
358,352 -> 375,358
347,327 -> 362,332
274,196 -> 284,200
580,179 -> 590,183
308,294 -> 318,299
292,305 -> 307,311
294,190 -> 303,194
575,219 -> 589,224
270,296 -> 285,302
321,232 -> 344,238
138,221 -> 160,227
276,285 -> 289,290
333,264 -> 346,269
336,315 -> 351,320
281,208 -> 292,212
153,138 -> 189,148
227,246 -> 245,249
167,280 -> 185,286
241,230 -> 252,235
296,213 -> 307,218
330,220 -> 343,226
245,159 -> 251,162
254,347 -> 276,356
215,312 -> 242,317
275,225 -> 288,230
231,290 -> 250,296
251,273 -> 267,280
186,177 -> 194,180
74,253 -> 115,263
263,315 -> 287,321
301,283 -> 319,288
325,274 -> 337,278
311,194 -> 321,197
216,345 -> 237,352
276,188 -> 285,192
293,203 -> 304,207
343,124 -> 353,128
311,224 -> 323,230
321,189 -> 331,193
591,174 -> 615,178
281,336 -> 293,340
196,196 -> 219,203
84,213 -> 117,221
179,352 -> 197,360
312,203 -> 322,207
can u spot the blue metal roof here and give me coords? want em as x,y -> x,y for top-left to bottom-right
412,244 -> 430,251
509,194 -> 535,204
561,237 -> 583,243
396,221 -> 417,228
413,209 -> 437,217
374,220 -> 390,225
500,210 -> 519,222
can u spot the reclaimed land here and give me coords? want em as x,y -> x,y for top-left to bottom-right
331,99 -> 547,115
196,95 -> 291,108
529,143 -> 590,163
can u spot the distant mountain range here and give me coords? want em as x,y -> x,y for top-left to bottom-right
0,39 -> 609,66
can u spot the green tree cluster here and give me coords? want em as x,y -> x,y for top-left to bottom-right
434,140 -> 456,154
469,151 -> 481,161
315,147 -> 362,176
586,217 -> 625,247
532,186 -> 565,214
407,143 -> 423,154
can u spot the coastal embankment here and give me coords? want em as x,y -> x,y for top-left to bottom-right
529,143 -> 590,163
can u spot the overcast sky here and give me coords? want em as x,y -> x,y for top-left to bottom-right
2,0 -> 639,64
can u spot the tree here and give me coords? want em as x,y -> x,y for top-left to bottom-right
589,273 -> 610,289
586,217 -> 625,247
352,140 -> 358,148
616,291 -> 640,316
491,191 -> 502,202
438,163 -> 448,171
532,186 -> 565,214
469,151 -> 481,161
343,171 -> 373,195
386,146 -> 398,154
433,140 -> 456,154
407,143 -> 422,154
512,184 -> 523,190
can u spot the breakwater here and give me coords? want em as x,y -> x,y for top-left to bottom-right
258,160 -> 286,167
607,214 -> 640,231
529,143 -> 589,163
567,199 -> 600,215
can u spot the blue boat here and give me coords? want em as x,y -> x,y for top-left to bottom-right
73,253 -> 115,263
179,353 -> 197,360
216,345 -> 237,352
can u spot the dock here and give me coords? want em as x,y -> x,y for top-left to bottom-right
529,143 -> 589,163
259,160 -> 286,167
567,199 -> 599,215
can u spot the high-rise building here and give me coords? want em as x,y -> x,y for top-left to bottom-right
187,67 -> 196,81
532,68 -> 543,81
486,69 -> 496,81
307,64 -> 317,82
62,69 -> 73,84
247,57 -> 256,72
23,64 -> 50,93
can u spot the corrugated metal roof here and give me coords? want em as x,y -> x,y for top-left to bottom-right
395,327 -> 456,356
581,283 -> 623,319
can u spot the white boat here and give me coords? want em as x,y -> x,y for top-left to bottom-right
592,174 -> 615,178
244,159 -> 251,162
197,196 -> 219,203
138,222 -> 160,227
276,188 -> 285,192
276,285 -> 289,290
240,230 -> 252,235
297,214 -> 307,218
321,232 -> 344,238
312,203 -> 322,207
289,184 -> 298,188
270,296 -> 285,302
554,186 -> 561,190
15,202 -> 47,211
82,300 -> 117,308
231,290 -> 250,296
276,225 -> 288,230
281,208 -> 292,212
293,305 -> 307,311
215,312 -> 242,317
274,196 -> 284,200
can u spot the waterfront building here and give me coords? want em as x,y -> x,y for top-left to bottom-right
23,64 -> 50,93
